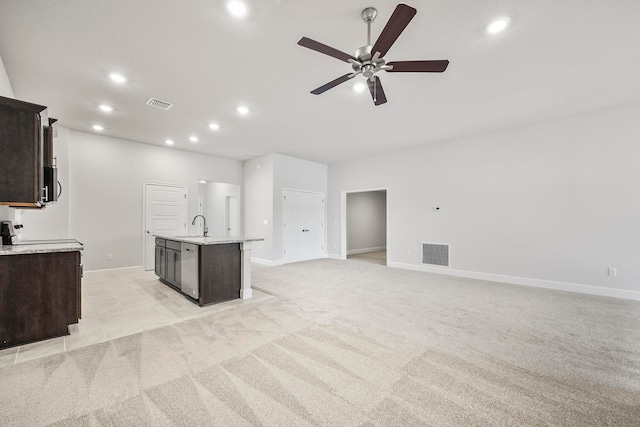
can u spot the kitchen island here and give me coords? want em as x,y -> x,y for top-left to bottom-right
154,235 -> 263,306
0,239 -> 83,349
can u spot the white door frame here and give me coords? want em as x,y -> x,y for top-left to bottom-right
340,187 -> 389,265
142,181 -> 189,270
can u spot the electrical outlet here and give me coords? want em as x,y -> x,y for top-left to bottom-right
608,267 -> 617,277
107,253 -> 113,261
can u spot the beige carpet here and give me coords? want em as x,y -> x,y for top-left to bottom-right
1,257 -> 640,426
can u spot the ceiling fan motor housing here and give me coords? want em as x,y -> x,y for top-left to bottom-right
352,45 -> 387,78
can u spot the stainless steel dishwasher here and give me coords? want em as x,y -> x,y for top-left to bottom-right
180,243 -> 199,299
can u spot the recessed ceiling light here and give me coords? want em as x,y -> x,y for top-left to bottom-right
99,104 -> 113,112
209,123 -> 220,131
353,82 -> 366,92
198,180 -> 207,184
92,125 -> 103,131
165,139 -> 174,145
109,73 -> 126,83
189,136 -> 198,143
227,1 -> 247,17
487,17 -> 510,34
237,105 -> 249,115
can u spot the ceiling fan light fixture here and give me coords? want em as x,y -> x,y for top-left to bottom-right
353,82 -> 366,92
227,1 -> 247,17
487,17 -> 510,34
109,73 -> 126,84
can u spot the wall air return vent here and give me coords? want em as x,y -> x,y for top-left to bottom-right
146,98 -> 173,110
422,243 -> 449,267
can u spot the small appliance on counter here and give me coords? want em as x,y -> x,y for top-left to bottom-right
1,221 -> 17,245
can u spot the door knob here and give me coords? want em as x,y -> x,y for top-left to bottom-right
146,230 -> 151,234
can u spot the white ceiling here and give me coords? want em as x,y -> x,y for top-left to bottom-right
1,0 -> 639,164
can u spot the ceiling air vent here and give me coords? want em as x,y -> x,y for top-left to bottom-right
422,243 -> 449,267
146,98 -> 173,111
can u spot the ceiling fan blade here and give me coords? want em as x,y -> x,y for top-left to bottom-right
367,76 -> 387,106
311,74 -> 354,95
297,37 -> 355,63
386,60 -> 450,73
371,4 -> 417,58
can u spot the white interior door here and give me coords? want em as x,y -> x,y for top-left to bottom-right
143,183 -> 188,270
226,194 -> 238,236
283,190 -> 324,263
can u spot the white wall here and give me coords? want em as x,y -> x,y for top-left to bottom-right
20,129 -> 242,271
0,54 -> 14,98
328,102 -> 640,298
244,155 -> 274,260
244,153 -> 327,263
347,191 -> 386,254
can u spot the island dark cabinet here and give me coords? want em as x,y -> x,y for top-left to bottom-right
165,240 -> 181,288
155,240 -> 166,278
200,243 -> 241,305
0,95 -> 49,208
155,238 -> 181,288
154,239 -> 242,306
0,251 -> 82,349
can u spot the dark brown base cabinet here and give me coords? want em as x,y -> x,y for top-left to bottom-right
154,240 -> 241,306
0,251 -> 82,349
199,243 -> 241,306
155,238 -> 181,289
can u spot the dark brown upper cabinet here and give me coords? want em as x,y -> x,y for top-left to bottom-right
0,95 -> 51,208
43,117 -> 58,203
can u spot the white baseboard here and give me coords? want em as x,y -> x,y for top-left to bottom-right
388,261 -> 640,301
327,253 -> 345,260
251,257 -> 286,267
85,265 -> 143,273
347,246 -> 386,256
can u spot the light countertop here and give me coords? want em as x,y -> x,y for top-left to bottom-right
154,235 -> 264,245
0,239 -> 84,256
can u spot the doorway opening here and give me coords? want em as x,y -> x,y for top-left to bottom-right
342,189 -> 388,266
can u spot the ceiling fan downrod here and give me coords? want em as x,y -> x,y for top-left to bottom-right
361,7 -> 377,46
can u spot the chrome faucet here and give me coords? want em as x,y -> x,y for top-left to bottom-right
191,215 -> 208,237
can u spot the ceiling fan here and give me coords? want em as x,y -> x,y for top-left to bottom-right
297,3 -> 449,106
